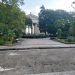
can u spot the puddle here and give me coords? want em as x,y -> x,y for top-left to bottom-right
0,66 -> 14,71
8,53 -> 21,56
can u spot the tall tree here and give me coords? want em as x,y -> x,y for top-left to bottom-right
39,7 -> 73,37
0,0 -> 26,44
39,6 -> 57,35
69,21 -> 75,36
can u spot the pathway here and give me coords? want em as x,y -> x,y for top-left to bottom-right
0,38 -> 75,50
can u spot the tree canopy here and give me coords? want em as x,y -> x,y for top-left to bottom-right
0,0 -> 27,45
39,6 -> 73,37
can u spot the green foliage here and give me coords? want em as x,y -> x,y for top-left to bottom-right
38,6 -> 75,44
1,0 -> 24,6
39,6 -> 72,37
69,21 -> 75,36
66,36 -> 75,42
39,6 -> 57,35
25,17 -> 32,26
0,0 -> 26,45
22,34 -> 46,38
55,19 -> 65,29
57,29 -> 63,39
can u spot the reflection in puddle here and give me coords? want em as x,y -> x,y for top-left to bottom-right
0,66 -> 14,71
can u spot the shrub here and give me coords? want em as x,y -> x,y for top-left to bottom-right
0,40 -> 5,45
66,36 -> 75,42
22,34 -> 46,38
57,29 -> 63,39
49,34 -> 56,39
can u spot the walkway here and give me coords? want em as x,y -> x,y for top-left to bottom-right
0,38 -> 75,50
17,38 -> 65,46
13,38 -> 75,48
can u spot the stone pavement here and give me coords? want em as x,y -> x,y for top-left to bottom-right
0,38 -> 75,50
30,71 -> 75,75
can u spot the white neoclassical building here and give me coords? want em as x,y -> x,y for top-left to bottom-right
25,13 -> 40,35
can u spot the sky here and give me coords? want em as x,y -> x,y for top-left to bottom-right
20,0 -> 75,16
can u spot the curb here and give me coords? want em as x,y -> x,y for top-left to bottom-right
29,71 -> 75,75
0,45 -> 75,51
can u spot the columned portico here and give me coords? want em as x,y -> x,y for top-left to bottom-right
26,13 -> 40,35
31,23 -> 35,34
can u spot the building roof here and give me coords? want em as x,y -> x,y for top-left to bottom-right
28,13 -> 38,20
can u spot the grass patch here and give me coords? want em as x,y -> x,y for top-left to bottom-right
55,38 -> 75,44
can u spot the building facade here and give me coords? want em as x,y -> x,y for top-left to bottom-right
25,13 -> 40,35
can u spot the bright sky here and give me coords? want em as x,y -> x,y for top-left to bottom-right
20,0 -> 75,16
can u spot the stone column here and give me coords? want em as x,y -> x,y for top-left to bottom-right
34,24 -> 36,35
28,25 -> 30,34
31,24 -> 33,34
31,23 -> 34,34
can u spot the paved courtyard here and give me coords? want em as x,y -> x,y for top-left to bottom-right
15,38 -> 65,47
12,38 -> 75,49
0,38 -> 75,50
0,38 -> 75,75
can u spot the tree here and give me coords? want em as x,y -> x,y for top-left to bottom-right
39,5 -> 46,34
39,6 -> 74,38
57,29 -> 63,39
39,6 -> 57,35
0,0 -> 26,44
25,17 -> 32,26
69,21 -> 75,36
55,10 -> 73,38
1,0 -> 24,5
